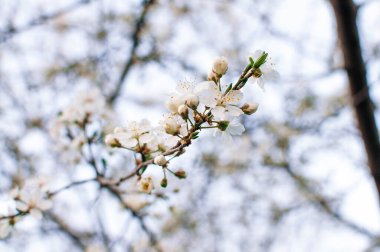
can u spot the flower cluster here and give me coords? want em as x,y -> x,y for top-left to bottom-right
0,52 -> 278,240
105,51 -> 278,192
50,88 -> 113,163
0,178 -> 53,238
11,185 -> 53,220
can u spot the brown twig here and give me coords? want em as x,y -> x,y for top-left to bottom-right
107,0 -> 157,104
0,0 -> 97,43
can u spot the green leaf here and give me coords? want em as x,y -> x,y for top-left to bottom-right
191,131 -> 199,139
249,57 -> 255,67
254,52 -> 268,68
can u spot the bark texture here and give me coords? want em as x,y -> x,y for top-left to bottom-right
330,0 -> 380,202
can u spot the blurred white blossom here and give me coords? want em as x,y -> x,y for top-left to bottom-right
251,50 -> 280,90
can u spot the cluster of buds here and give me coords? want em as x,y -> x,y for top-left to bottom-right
105,51 -> 278,193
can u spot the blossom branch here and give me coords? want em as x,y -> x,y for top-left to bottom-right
1,53 -> 277,240
47,178 -> 98,197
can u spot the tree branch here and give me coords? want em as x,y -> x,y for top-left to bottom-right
0,0 -> 97,43
329,0 -> 380,203
107,0 -> 157,104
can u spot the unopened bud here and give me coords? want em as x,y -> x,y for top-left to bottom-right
186,94 -> 199,109
177,104 -> 188,119
174,169 -> 186,179
160,178 -> 168,188
164,121 -> 180,135
104,134 -> 121,147
241,102 -> 259,115
208,71 -> 219,82
154,155 -> 167,166
212,57 -> 228,76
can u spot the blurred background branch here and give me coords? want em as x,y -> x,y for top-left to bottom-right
330,0 -> 380,203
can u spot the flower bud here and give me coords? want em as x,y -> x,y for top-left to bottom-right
104,134 -> 121,147
212,57 -> 228,76
154,155 -> 167,166
174,169 -> 186,179
177,104 -> 188,119
207,71 -> 218,82
163,117 -> 180,135
241,102 -> 259,115
186,94 -> 199,109
160,178 -> 168,188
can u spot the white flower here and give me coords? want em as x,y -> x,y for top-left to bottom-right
211,105 -> 243,120
195,81 -> 243,119
166,81 -> 200,113
59,106 -> 83,124
15,188 -> 52,219
251,50 -> 279,91
59,88 -> 107,124
113,119 -> 153,149
138,177 -> 154,194
166,94 -> 185,114
154,155 -> 167,166
123,194 -> 149,212
24,176 -> 52,193
79,89 -> 106,116
212,57 -> 228,76
215,119 -> 245,142
0,206 -> 19,239
146,127 -> 179,155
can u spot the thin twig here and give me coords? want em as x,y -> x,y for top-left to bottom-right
107,0 -> 157,104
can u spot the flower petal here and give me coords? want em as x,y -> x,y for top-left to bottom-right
223,90 -> 243,104
212,106 -> 226,120
176,81 -> 193,94
30,209 -> 43,220
119,138 -> 138,148
225,105 -> 243,117
228,121 -> 245,135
